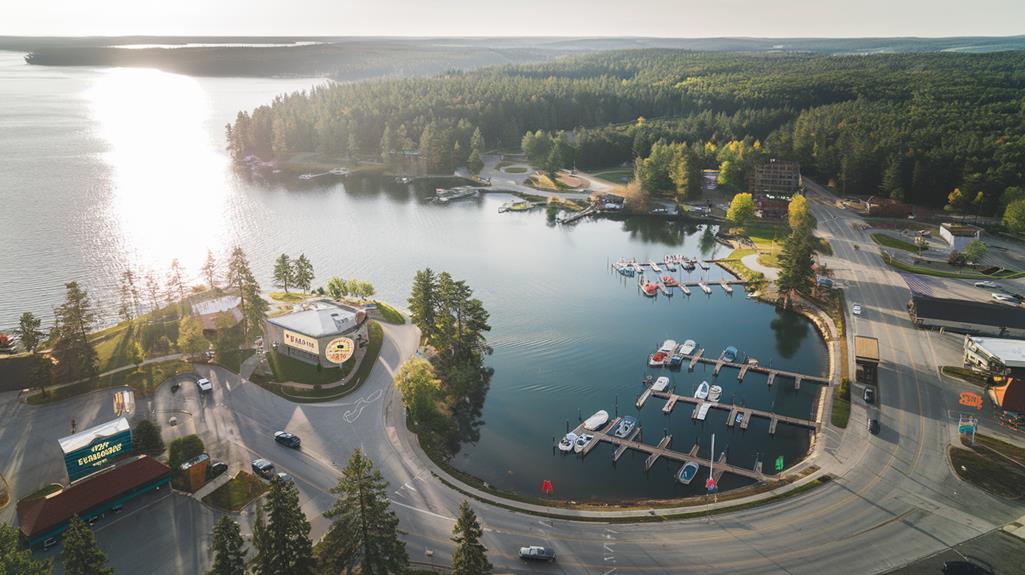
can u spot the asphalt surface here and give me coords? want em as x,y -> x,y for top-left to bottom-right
3,185 -> 1025,573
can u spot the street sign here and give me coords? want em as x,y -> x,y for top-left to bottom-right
959,392 -> 983,410
958,425 -> 975,434
775,456 -> 784,472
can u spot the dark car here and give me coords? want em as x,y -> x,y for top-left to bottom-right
863,387 -> 875,404
251,458 -> 275,479
207,461 -> 229,479
868,418 -> 880,435
519,546 -> 556,562
170,380 -> 181,393
942,560 -> 994,575
274,431 -> 301,449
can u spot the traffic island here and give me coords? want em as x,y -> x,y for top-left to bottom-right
950,435 -> 1025,499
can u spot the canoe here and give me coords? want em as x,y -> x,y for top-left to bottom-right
695,381 -> 710,400
583,410 -> 610,431
677,462 -> 700,485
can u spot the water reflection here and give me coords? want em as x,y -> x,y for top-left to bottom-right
770,309 -> 811,359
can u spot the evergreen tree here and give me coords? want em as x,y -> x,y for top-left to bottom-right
226,246 -> 263,340
133,419 -> 165,456
467,149 -> 484,176
208,516 -> 246,575
52,282 -> 99,382
544,144 -> 562,176
409,268 -> 437,343
166,259 -> 187,310
881,156 -> 906,201
319,449 -> 408,575
470,127 -> 485,154
201,250 -> 218,290
144,273 -> 162,313
15,311 -> 44,353
671,144 -> 703,201
242,281 -> 268,342
380,124 -> 393,165
252,479 -> 313,575
0,522 -> 52,575
273,254 -> 294,293
776,221 -> 816,306
451,501 -> 492,575
61,515 -> 112,575
293,254 -> 314,294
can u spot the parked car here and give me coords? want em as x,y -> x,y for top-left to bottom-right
942,560 -> 994,575
852,304 -> 863,316
251,458 -> 275,479
975,281 -> 998,288
275,472 -> 294,483
992,293 -> 1017,304
196,378 -> 213,393
868,419 -> 880,435
274,431 -> 301,449
170,380 -> 181,393
864,387 -> 875,404
207,461 -> 229,479
519,546 -> 556,562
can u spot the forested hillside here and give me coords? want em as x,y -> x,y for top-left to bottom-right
227,49 -> 1025,212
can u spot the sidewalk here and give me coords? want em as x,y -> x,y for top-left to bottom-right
22,353 -> 184,400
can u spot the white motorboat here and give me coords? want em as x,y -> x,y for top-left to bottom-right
573,433 -> 594,453
694,381 -> 710,400
614,416 -> 638,439
708,385 -> 723,402
679,339 -> 697,355
659,339 -> 678,354
652,376 -> 670,392
583,410 -> 610,431
677,462 -> 700,484
558,433 -> 577,453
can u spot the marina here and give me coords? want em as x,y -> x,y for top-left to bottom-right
634,383 -> 820,434
649,346 -> 831,387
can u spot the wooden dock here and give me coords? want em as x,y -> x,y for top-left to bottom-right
689,348 -> 704,370
714,353 -> 726,376
612,427 -> 642,462
636,387 -> 653,409
644,435 -> 673,471
738,363 -> 750,381
643,387 -> 818,434
674,352 -> 830,386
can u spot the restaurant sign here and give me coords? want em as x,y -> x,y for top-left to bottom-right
325,337 -> 355,364
62,426 -> 133,481
282,329 -> 319,354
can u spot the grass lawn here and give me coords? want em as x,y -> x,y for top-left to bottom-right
950,445 -> 1025,499
374,301 -> 405,325
266,349 -> 351,386
941,366 -> 988,387
831,378 -> 851,428
757,252 -> 780,268
503,166 -> 528,173
269,291 -> 307,304
527,173 -> 567,191
592,168 -> 633,183
26,359 -> 191,405
216,349 -> 256,374
881,253 -> 1025,280
202,472 -> 268,511
870,233 -> 920,253
975,434 -> 1025,463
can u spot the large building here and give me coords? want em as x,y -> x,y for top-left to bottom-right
908,294 -> 1025,338
264,300 -> 368,367
963,335 -> 1025,377
749,159 -> 801,197
940,223 -> 981,252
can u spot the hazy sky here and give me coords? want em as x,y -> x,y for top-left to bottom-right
5,0 -> 1025,37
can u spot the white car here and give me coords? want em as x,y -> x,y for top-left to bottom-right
852,304 -> 862,316
196,377 -> 213,392
975,281 -> 998,289
992,293 -> 1016,304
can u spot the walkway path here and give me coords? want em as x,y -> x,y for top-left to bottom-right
22,352 -> 184,401
741,252 -> 780,280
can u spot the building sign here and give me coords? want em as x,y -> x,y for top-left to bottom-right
282,329 -> 319,355
61,423 -> 133,482
325,337 -> 355,364
959,392 -> 983,410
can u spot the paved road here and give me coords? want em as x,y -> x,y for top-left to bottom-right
6,189 -> 1025,573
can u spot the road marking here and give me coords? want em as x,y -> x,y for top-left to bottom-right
389,499 -> 455,522
343,389 -> 384,423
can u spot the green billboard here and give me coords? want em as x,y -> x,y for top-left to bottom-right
59,417 -> 134,482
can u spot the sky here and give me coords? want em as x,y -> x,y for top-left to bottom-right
4,0 -> 1024,38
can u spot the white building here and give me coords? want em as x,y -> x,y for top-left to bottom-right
940,223 -> 981,252
963,335 -> 1025,376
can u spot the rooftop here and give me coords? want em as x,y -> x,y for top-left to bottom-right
266,300 -> 362,337
854,336 -> 880,362
18,456 -> 170,538
941,222 -> 981,236
58,417 -> 130,454
968,336 -> 1025,368
193,295 -> 241,316
910,294 -> 1025,331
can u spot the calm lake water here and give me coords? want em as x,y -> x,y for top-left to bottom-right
0,51 -> 827,500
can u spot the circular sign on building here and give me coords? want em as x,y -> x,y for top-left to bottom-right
325,337 -> 355,364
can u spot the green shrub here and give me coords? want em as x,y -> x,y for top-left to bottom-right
168,434 -> 205,470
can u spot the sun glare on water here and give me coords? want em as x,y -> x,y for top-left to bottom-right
87,67 -> 230,276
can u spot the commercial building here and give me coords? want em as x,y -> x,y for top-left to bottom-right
754,195 -> 790,220
963,335 -> 1025,377
18,456 -> 171,548
865,196 -> 913,218
192,294 -> 243,331
59,417 -> 133,482
264,300 -> 368,367
854,336 -> 880,385
908,294 -> 1025,338
702,169 -> 719,191
940,223 -> 981,252
749,159 -> 801,197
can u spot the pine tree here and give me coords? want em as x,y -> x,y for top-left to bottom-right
144,272 -> 162,313
467,149 -> 484,176
319,449 -> 408,575
166,259 -> 187,311
273,254 -> 293,293
208,516 -> 246,575
226,246 -> 261,340
776,220 -> 816,307
293,254 -> 314,294
0,523 -> 52,575
252,479 -> 314,575
52,282 -> 99,382
470,126 -> 485,155
451,501 -> 492,575
119,270 -> 138,321
408,268 -> 437,343
201,250 -> 218,290
15,311 -> 44,353
62,515 -> 112,575
380,125 -> 393,165
242,281 -> 268,342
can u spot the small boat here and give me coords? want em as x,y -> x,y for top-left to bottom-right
669,349 -> 684,368
677,462 -> 700,484
573,433 -> 594,453
680,284 -> 691,296
299,173 -> 316,180
708,385 -> 723,402
649,261 -> 662,273
720,278 -> 734,294
723,346 -> 738,363
632,262 -> 643,274
658,283 -> 674,297
614,415 -> 638,439
698,259 -> 710,270
652,376 -> 670,392
641,281 -> 658,297
583,410 -> 610,431
395,175 -> 413,184
615,263 -> 636,277
694,381 -> 710,400
735,412 -> 744,425
663,256 -> 677,272
659,340 -> 678,353
329,167 -> 350,176
698,281 -> 712,294
681,258 -> 696,271
649,351 -> 669,367
680,339 -> 697,355
661,275 -> 679,288
558,433 -> 577,453
435,187 -> 479,203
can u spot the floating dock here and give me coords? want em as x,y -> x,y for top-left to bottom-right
642,386 -> 819,434
679,349 -> 830,387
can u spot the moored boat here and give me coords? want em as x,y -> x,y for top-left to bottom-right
681,258 -> 696,271
663,256 -> 677,272
698,280 -> 712,294
697,259 -> 710,270
659,340 -> 678,353
723,346 -> 738,362
648,351 -> 669,367
583,410 -> 610,431
641,281 -> 659,297
652,376 -> 670,392
669,349 -> 684,368
661,275 -> 679,288
649,261 -> 662,273
708,385 -> 723,402
677,462 -> 700,484
614,415 -> 638,439
694,381 -> 710,400
614,261 -> 636,277
573,433 -> 594,453
680,339 -> 697,355
558,433 -> 577,453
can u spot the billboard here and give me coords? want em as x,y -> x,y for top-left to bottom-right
59,418 -> 133,482
282,329 -> 319,354
325,337 -> 355,364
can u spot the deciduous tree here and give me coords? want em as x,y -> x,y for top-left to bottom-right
15,311 -> 44,353
726,193 -> 755,227
963,239 -> 988,263
177,315 -> 208,358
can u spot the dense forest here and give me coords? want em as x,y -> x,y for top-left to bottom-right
227,49 -> 1025,212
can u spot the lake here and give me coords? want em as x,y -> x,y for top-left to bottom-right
0,51 -> 827,500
